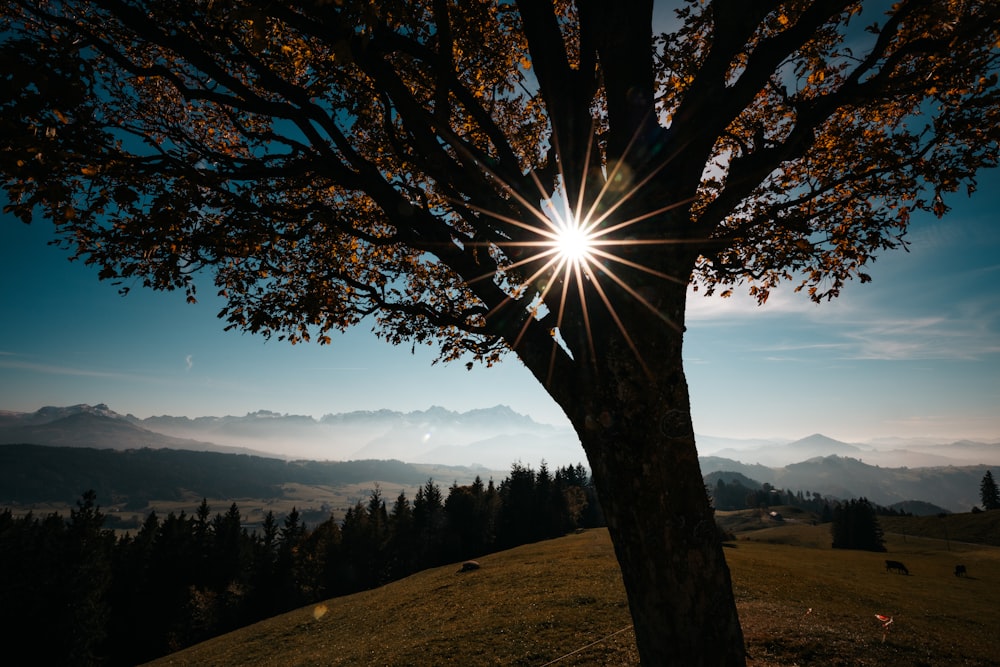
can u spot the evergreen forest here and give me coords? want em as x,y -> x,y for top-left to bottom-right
0,462 -> 600,666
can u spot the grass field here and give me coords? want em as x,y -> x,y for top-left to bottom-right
146,515 -> 1000,666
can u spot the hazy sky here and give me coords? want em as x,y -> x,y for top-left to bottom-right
3,162 -> 998,446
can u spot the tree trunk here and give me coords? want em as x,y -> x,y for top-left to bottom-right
583,406 -> 745,664
547,287 -> 746,665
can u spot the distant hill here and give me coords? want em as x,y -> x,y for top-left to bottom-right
701,454 -> 991,513
888,500 -> 950,516
1,441 -> 990,516
0,444 -> 434,507
703,470 -> 762,489
785,433 -> 864,457
707,432 -> 864,464
698,431 -> 1000,468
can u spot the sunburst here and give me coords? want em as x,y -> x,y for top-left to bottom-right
553,216 -> 596,265
456,129 -> 696,381
541,189 -> 602,268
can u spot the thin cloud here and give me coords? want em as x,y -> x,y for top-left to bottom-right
311,367 -> 369,371
0,357 -> 129,379
840,315 -> 1000,361
185,355 -> 194,372
686,286 -> 819,321
761,341 -> 850,353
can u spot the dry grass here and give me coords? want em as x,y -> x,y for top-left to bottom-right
879,511 -> 1000,547
146,522 -> 1000,666
148,529 -> 637,666
732,530 -> 1000,666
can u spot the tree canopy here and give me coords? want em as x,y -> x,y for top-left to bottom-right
3,1 -> 997,375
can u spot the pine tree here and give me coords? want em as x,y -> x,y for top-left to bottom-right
497,463 -> 537,549
275,507 -> 307,606
364,485 -> 390,585
246,510 -> 281,618
981,470 -> 1000,510
412,479 -> 446,568
387,491 -> 415,578
831,498 -> 885,552
210,503 -> 247,594
65,490 -> 114,666
306,516 -> 344,600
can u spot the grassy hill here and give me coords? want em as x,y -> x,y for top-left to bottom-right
147,516 -> 1000,666
879,510 -> 1000,547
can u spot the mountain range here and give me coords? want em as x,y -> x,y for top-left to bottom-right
0,403 -> 586,469
1,403 -> 998,512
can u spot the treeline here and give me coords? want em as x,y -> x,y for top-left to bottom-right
831,497 -> 886,552
710,478 -> 912,518
710,479 -> 902,552
0,462 -> 601,667
710,478 -> 835,518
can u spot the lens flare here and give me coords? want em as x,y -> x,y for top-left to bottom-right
454,123 -> 698,381
553,218 -> 596,264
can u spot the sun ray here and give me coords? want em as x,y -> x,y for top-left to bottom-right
545,259 -> 577,386
574,259 -> 598,368
510,254 -> 572,350
586,256 -> 684,334
579,260 -> 652,378
586,195 -> 698,240
588,247 -> 688,285
435,108 -> 708,374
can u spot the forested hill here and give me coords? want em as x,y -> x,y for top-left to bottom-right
3,443 -> 991,514
0,444 -> 436,506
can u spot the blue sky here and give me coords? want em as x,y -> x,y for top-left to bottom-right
2,167 -> 998,447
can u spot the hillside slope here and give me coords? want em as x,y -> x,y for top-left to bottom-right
147,525 -> 1000,666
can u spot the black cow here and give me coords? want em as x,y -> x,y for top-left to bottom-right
955,564 -> 967,577
885,559 -> 909,575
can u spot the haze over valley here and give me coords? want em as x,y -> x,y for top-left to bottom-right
1,403 -> 997,513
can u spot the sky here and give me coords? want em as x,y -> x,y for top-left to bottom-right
1,1 -> 999,445
2,166 -> 999,446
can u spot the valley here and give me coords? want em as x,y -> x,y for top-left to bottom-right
3,404 -> 998,515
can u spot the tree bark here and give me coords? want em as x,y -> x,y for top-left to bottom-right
544,284 -> 746,666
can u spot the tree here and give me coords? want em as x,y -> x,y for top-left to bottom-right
387,490 -> 417,578
412,478 -> 447,567
64,490 -> 114,665
2,2 -> 999,663
831,497 -> 885,551
981,470 -> 1000,510
497,462 -> 539,548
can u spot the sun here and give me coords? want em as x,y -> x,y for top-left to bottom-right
553,217 -> 596,264
454,125 -> 699,382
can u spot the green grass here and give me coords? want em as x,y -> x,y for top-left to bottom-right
146,517 -> 1000,666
